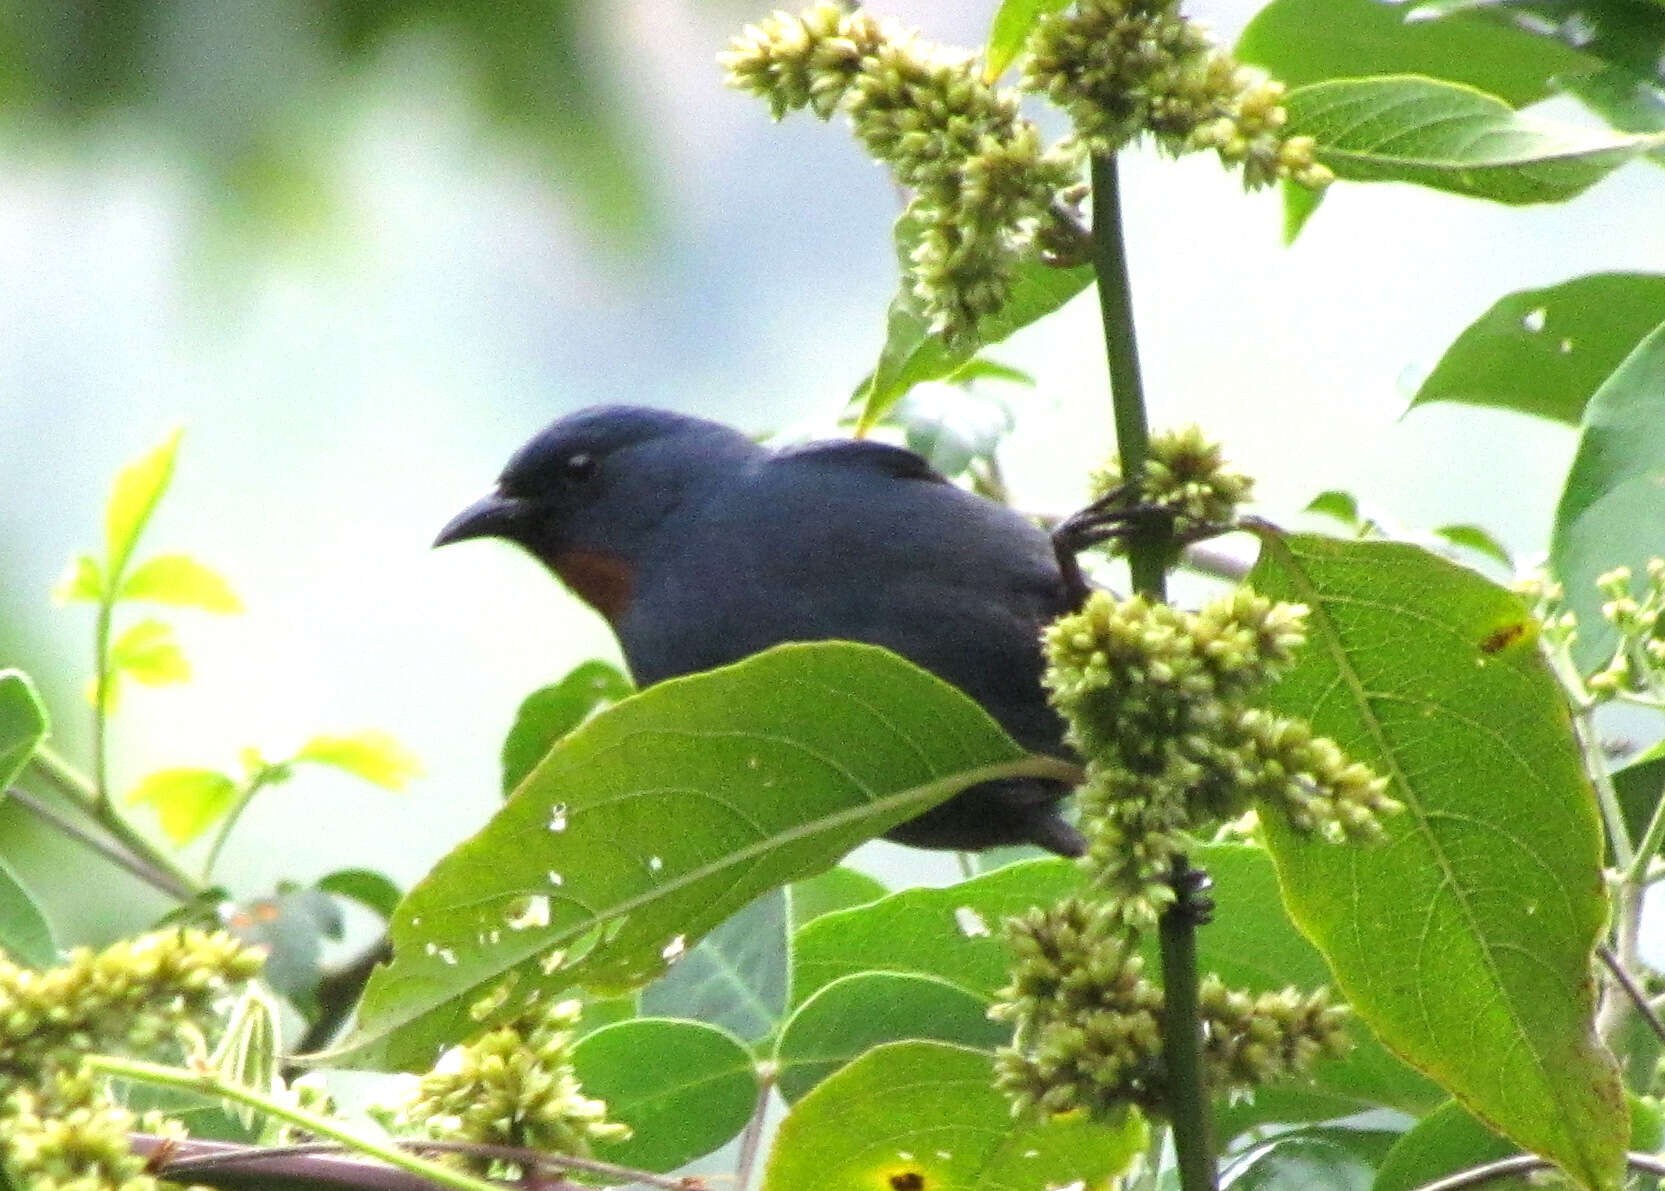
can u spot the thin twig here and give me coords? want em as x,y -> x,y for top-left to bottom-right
734,1066 -> 776,1191
1406,1150 -> 1665,1191
5,784 -> 196,901
1598,942 -> 1665,1044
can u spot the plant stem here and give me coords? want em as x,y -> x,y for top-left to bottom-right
93,592 -> 115,806
1091,151 -> 1213,1191
735,1064 -> 776,1191
24,750 -> 200,901
88,1055 -> 506,1191
5,785 -> 195,902
201,775 -> 270,883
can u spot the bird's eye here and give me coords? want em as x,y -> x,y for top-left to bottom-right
563,452 -> 598,483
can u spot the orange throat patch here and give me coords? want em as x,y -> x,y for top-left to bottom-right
551,549 -> 635,624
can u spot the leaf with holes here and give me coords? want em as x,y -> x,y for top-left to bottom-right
332,643 -> 1073,1070
1550,320 -> 1665,671
640,888 -> 788,1043
1285,76 -> 1663,205
1248,532 -> 1624,1190
775,972 -> 1007,1102
1411,274 -> 1665,424
572,1018 -> 758,1173
762,1041 -> 1143,1191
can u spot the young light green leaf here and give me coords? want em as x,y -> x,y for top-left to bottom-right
295,731 -> 421,790
119,554 -> 243,613
762,1041 -> 1144,1191
1285,76 -> 1664,205
1248,531 -> 1625,1191
1303,489 -> 1361,528
640,888 -> 788,1044
856,214 -> 1092,432
1236,0 -> 1591,106
789,866 -> 887,932
0,671 -> 49,795
0,856 -> 57,968
53,555 -> 105,604
1434,524 -> 1513,569
127,767 -> 239,845
333,642 -> 1073,1071
105,428 -> 184,582
571,1018 -> 758,1173
775,972 -> 1008,1102
108,619 -> 191,688
983,0 -> 1071,81
502,660 -> 633,796
316,868 -> 404,921
1282,176 -> 1324,243
1410,273 -> 1665,424
1550,320 -> 1665,671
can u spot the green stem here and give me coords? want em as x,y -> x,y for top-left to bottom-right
22,751 -> 199,901
93,592 -> 115,807
1091,151 -> 1212,1191
85,1054 -> 507,1191
201,774 -> 270,883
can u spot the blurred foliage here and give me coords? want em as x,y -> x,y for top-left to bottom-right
0,0 -> 653,238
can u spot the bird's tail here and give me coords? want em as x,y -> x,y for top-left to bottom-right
1026,811 -> 1087,858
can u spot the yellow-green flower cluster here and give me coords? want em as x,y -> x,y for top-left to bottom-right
1045,588 -> 1396,924
399,998 -> 629,1175
1023,0 -> 1331,190
1092,425 -> 1255,539
722,4 -> 1080,343
990,897 -> 1351,1118
0,929 -> 260,1191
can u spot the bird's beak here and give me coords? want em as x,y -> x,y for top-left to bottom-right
434,492 -> 530,548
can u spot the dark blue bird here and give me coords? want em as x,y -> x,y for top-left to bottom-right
435,405 -> 1085,856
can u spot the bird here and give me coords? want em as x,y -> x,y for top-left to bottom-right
435,405 -> 1086,856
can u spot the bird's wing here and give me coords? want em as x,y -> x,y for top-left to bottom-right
772,438 -> 948,484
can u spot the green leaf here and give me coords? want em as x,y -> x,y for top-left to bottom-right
0,671 -> 49,795
126,768 -> 239,845
1563,67 -> 1665,166
640,888 -> 788,1044
1236,0 -> 1592,106
1285,76 -> 1664,205
761,1041 -> 1144,1191
1282,177 -> 1324,243
1613,742 -> 1665,854
108,619 -> 191,688
1410,273 -> 1665,424
856,214 -> 1093,432
983,0 -> 1071,81
789,866 -> 887,932
1248,532 -> 1625,1191
944,356 -> 1034,387
1373,1101 -> 1532,1191
316,868 -> 403,921
105,429 -> 183,583
0,856 -> 57,968
1471,1 -> 1665,93
501,660 -> 632,796
295,731 -> 421,789
1303,489 -> 1361,528
775,972 -> 1008,1103
119,554 -> 243,613
1550,320 -> 1665,670
334,642 -> 1070,1070
793,857 -> 1083,1008
53,555 -> 105,604
1225,1126 -> 1402,1191
1433,524 -> 1514,569
571,1018 -> 758,1173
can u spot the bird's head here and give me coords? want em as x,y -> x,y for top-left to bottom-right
435,405 -> 759,621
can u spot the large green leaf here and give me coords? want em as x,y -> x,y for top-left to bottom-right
1285,76 -> 1663,204
1410,274 -> 1665,424
1563,67 -> 1665,166
788,866 -> 887,932
1550,321 -> 1665,670
0,670 -> 49,794
1236,0 -> 1591,106
761,1041 -> 1144,1191
1248,532 -> 1624,1191
774,971 -> 1008,1102
571,1017 -> 758,1173
856,214 -> 1092,433
640,888 -> 788,1044
332,642 -> 1074,1070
